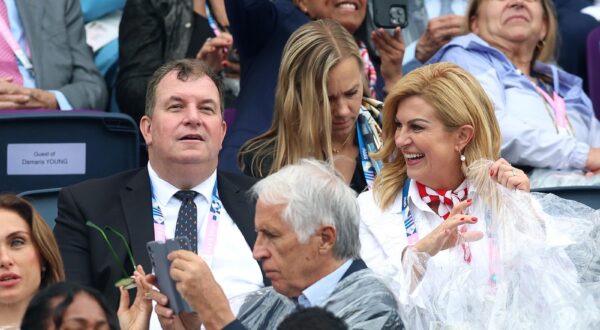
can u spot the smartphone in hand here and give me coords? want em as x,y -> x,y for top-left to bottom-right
147,237 -> 194,314
372,0 -> 409,29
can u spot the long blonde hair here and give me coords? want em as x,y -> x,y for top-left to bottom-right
238,19 -> 363,177
373,63 -> 501,210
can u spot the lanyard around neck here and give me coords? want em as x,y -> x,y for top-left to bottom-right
151,180 -> 223,266
356,112 -> 381,190
0,14 -> 34,77
401,179 -> 419,245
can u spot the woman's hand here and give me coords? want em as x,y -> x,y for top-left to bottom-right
371,27 -> 405,92
117,265 -> 152,330
413,199 -> 483,257
585,147 -> 600,176
490,158 -> 530,192
196,33 -> 234,72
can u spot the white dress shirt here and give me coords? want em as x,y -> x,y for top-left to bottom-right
148,163 -> 263,328
358,180 -> 491,306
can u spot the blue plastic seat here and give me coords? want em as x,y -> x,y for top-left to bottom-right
0,111 -> 139,193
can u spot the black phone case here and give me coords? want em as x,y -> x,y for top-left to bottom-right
146,237 -> 194,314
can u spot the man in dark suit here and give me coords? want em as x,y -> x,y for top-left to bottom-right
54,59 -> 267,314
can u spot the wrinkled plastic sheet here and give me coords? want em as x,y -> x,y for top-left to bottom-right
398,160 -> 600,329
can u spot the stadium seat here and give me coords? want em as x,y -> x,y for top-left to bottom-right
18,188 -> 61,229
531,185 -> 600,209
0,110 -> 139,193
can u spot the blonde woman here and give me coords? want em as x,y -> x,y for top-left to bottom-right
359,63 -> 600,328
238,19 -> 383,193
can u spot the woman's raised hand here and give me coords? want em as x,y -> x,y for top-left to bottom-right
413,199 -> 483,257
490,158 -> 530,192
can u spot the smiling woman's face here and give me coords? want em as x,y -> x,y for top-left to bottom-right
295,0 -> 367,33
470,0 -> 547,51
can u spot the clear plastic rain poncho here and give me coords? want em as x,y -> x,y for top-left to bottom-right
397,160 -> 600,329
229,269 -> 403,329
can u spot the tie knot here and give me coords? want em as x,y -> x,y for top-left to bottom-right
174,190 -> 198,202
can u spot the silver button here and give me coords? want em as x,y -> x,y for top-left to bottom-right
185,22 -> 191,28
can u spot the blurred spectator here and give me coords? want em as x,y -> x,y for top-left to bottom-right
277,307 -> 348,330
553,0 -> 600,92
429,0 -> 600,187
21,282 -> 118,330
116,0 -> 236,124
0,0 -> 107,110
81,0 -> 125,112
220,0 -> 403,173
364,0 -> 468,74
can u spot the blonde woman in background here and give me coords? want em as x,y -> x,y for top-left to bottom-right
239,19 -> 385,193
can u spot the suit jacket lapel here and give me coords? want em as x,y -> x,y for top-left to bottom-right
120,167 -> 155,273
217,171 -> 257,248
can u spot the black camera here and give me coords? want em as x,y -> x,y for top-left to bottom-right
372,0 -> 409,29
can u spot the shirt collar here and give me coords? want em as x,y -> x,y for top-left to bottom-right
147,162 -> 217,205
388,179 -> 473,214
297,259 -> 353,308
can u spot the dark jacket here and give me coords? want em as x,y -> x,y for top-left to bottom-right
116,0 -> 195,123
54,167 -> 268,309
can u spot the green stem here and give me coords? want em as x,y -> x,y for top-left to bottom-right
105,225 -> 136,272
86,221 -> 129,278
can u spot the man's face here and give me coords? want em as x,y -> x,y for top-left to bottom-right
140,72 -> 226,170
295,0 -> 367,33
252,199 -> 324,298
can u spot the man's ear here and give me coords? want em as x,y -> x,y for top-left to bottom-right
140,115 -> 153,146
317,225 -> 337,255
456,124 -> 474,152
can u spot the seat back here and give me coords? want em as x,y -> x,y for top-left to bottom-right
531,186 -> 600,210
17,188 -> 61,229
0,111 -> 139,193
587,26 -> 600,119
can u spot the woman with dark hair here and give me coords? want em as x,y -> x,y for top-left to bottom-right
21,282 -> 118,330
0,194 -> 64,328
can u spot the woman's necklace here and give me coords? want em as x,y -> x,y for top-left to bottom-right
332,129 -> 355,154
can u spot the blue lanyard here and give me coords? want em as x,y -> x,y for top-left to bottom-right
150,180 -> 222,241
401,178 -> 419,244
356,110 -> 382,189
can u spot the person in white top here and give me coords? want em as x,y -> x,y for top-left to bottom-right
358,63 -> 600,328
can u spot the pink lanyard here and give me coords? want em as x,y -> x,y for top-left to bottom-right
0,13 -> 34,76
535,66 -> 570,134
152,183 -> 222,266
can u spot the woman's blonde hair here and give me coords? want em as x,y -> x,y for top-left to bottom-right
238,19 -> 363,177
0,194 -> 65,288
373,63 -> 501,210
466,0 -> 558,63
